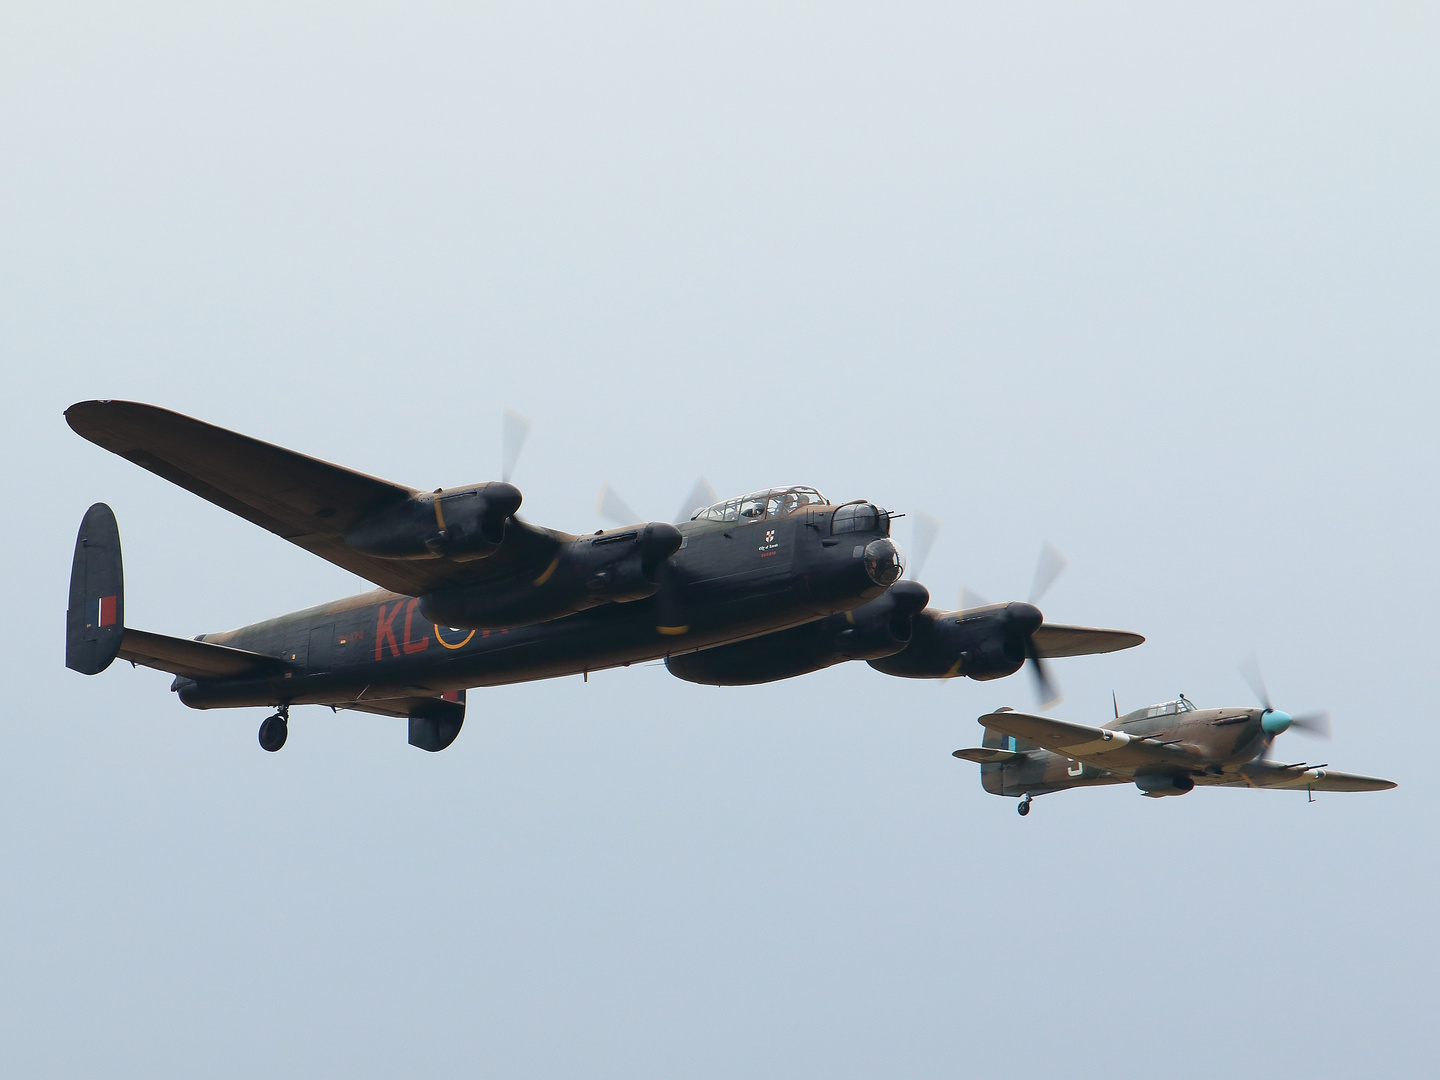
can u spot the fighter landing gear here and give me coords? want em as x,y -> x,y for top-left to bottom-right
258,706 -> 289,752
1017,794 -> 1032,817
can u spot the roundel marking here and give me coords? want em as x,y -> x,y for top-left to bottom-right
434,624 -> 477,650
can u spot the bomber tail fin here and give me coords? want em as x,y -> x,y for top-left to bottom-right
66,503 -> 125,675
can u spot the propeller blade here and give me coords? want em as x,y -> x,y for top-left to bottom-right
501,409 -> 531,484
1290,710 -> 1332,739
654,561 -> 689,636
1026,644 -> 1061,709
597,484 -> 640,526
1238,655 -> 1273,712
959,586 -> 991,611
1028,541 -> 1068,605
674,476 -> 718,524
908,511 -> 941,581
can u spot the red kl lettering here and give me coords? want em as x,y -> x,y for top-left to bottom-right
375,602 -> 401,660
402,598 -> 429,654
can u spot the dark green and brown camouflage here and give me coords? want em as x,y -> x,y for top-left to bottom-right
65,400 -> 1144,752
954,697 -> 1395,814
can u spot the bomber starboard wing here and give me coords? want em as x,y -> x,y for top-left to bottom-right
66,400 -> 565,596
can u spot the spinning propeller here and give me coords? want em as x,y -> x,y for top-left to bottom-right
913,513 -> 1068,708
502,409 -> 531,484
1011,543 -> 1068,709
950,542 -> 1068,708
596,477 -> 719,528
501,412 -> 691,637
595,478 -> 719,637
1239,657 -> 1331,760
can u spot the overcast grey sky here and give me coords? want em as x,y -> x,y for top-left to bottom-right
3,3 -> 1437,1077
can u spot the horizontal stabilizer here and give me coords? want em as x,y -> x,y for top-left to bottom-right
1031,624 -> 1144,658
952,746 -> 1024,764
117,629 -> 288,681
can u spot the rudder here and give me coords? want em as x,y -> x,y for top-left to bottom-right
66,503 -> 125,675
980,725 -> 1036,796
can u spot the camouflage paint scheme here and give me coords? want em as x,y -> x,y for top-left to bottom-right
954,698 -> 1395,813
64,400 -> 1142,751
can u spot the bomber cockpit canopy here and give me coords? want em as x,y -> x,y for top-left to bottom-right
690,485 -> 827,523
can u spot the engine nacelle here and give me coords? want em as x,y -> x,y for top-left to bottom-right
666,580 -> 929,685
867,603 -> 1040,680
1134,772 -> 1195,797
345,482 -> 523,562
420,522 -> 682,629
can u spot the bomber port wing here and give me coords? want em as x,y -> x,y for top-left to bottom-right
1029,624 -> 1145,658
978,710 -> 1199,770
65,400 -> 565,597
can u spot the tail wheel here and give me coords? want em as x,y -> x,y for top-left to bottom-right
1017,794 -> 1032,817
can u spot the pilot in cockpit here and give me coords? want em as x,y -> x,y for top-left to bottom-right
770,491 -> 801,517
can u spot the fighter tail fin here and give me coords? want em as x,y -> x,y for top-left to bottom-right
66,503 -> 125,675
983,725 -> 1037,754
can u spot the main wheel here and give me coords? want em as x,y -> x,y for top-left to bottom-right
258,714 -> 288,752
1017,797 -> 1031,817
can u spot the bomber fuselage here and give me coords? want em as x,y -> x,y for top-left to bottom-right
178,500 -> 899,710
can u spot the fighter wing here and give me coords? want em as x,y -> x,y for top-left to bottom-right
66,400 -> 564,596
1197,761 -> 1397,792
978,710 -> 1198,770
1030,625 -> 1145,657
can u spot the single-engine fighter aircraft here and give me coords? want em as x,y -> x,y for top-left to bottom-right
65,400 -> 1143,752
953,670 -> 1395,816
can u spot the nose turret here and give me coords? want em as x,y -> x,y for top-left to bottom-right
863,538 -> 904,586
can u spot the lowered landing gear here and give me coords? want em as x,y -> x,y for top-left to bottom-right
258,706 -> 289,752
1017,794 -> 1032,817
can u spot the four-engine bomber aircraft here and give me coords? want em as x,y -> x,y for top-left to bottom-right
64,401 -> 1142,752
953,684 -> 1395,815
